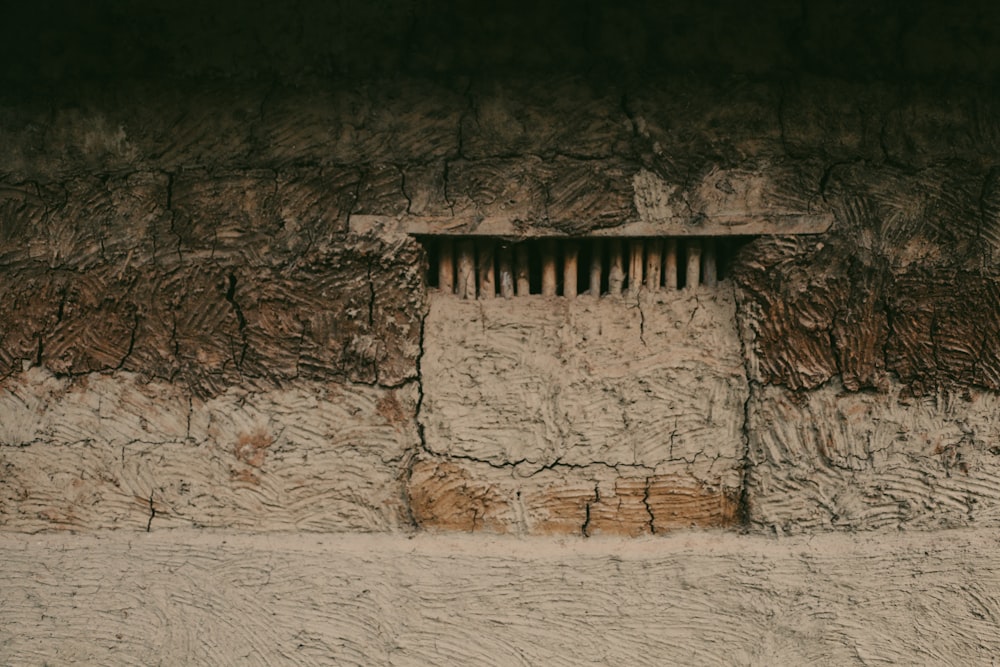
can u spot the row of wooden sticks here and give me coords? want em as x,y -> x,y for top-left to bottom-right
425,237 -> 724,298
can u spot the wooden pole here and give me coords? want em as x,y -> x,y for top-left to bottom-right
438,238 -> 454,294
498,245 -> 514,299
645,239 -> 662,291
515,244 -> 530,296
702,238 -> 717,287
629,240 -> 644,294
563,241 -> 578,298
686,239 -> 701,290
608,239 -> 624,296
477,240 -> 495,298
541,239 -> 558,297
589,239 -> 602,296
457,239 -> 476,299
664,238 -> 677,290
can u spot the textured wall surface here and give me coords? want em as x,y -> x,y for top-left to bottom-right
5,67 -> 1000,532
4,1 -> 1000,662
416,290 -> 746,535
4,529 -> 1000,666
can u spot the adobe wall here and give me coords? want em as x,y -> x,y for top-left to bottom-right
3,0 -> 1000,536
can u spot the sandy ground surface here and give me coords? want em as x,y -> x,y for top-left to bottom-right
3,528 -> 1000,666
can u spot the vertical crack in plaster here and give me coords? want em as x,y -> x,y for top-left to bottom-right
620,92 -> 640,138
224,273 -> 249,371
731,282 -> 756,529
442,160 -> 456,215
642,475 -> 655,535
113,315 -> 138,371
165,172 -> 183,263
365,263 -> 376,328
581,491 -> 593,537
398,164 -> 413,215
402,285 -> 431,531
146,492 -> 156,532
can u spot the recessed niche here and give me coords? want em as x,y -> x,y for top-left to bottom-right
416,236 -> 753,298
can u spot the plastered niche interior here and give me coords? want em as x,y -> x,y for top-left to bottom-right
411,234 -> 752,536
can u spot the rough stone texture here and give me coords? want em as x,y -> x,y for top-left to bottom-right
0,369 -> 419,532
4,528 -> 1000,665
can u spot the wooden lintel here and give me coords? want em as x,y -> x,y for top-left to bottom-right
351,214 -> 834,238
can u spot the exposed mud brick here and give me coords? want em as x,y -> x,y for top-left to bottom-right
0,172 -> 170,270
627,79 -> 783,174
407,459 -> 518,533
543,158 -> 638,233
169,168 -> 277,264
421,290 -> 748,487
832,259 -> 891,391
631,159 -> 829,237
91,83 -> 264,175
236,234 -> 423,387
0,182 -> 48,265
4,2 -> 1000,544
733,236 -> 847,390
0,254 -> 421,395
273,167 -> 362,260
0,266 -> 139,379
588,474 -> 738,536
888,270 -> 1000,393
445,157 -> 549,225
747,380 -> 1000,532
353,164 -> 409,217
585,476 -> 652,537
646,475 -> 740,531
980,167 -> 1000,265
460,77 -> 632,160
124,265 -> 244,394
521,474 -> 601,536
0,370 -> 419,532
401,161 -> 452,217
882,87 -> 1000,169
826,163 -> 988,269
779,78 -> 889,162
0,99 -> 138,181
0,83 -> 281,180
342,232 -> 425,386
686,160 -> 823,222
0,268 -> 68,378
735,160 -> 1000,395
256,80 -> 463,167
408,457 -> 739,535
39,273 -> 138,376
0,187 -> 421,392
169,168 -> 360,267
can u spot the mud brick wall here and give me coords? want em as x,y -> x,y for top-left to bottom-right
3,0 -> 1000,535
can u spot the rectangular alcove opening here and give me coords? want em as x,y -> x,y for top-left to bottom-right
411,233 -> 758,535
415,235 -> 756,298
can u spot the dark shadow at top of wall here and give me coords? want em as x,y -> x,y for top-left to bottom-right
4,0 -> 1000,87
